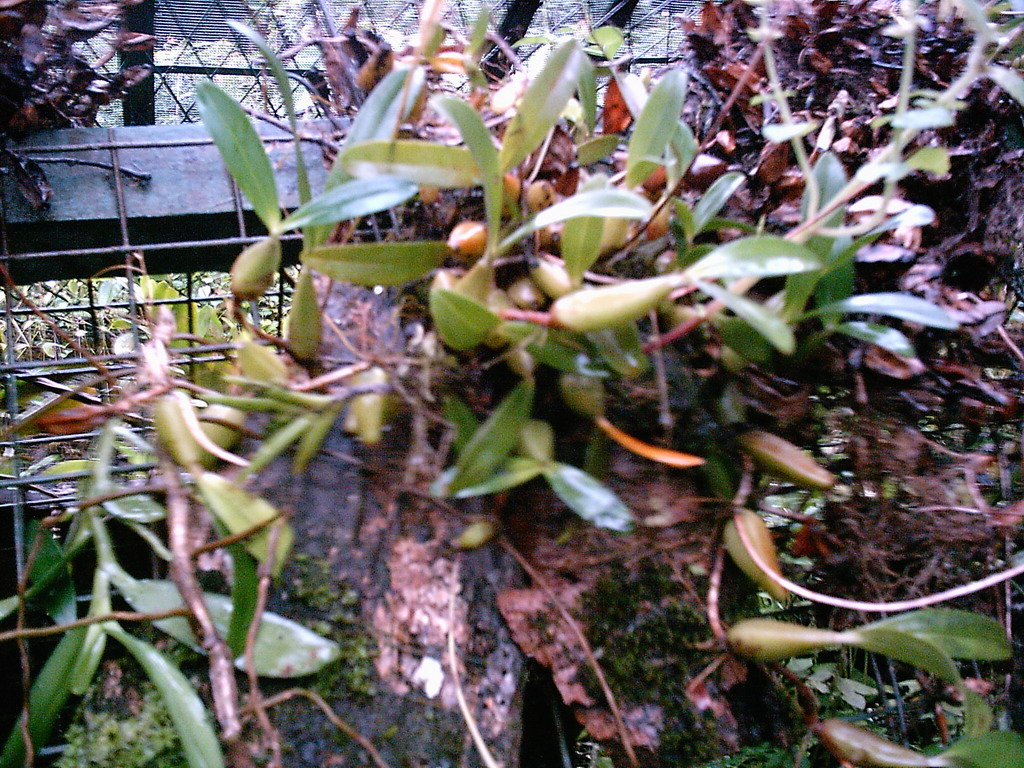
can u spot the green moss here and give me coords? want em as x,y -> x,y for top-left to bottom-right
57,685 -> 184,768
289,553 -> 377,700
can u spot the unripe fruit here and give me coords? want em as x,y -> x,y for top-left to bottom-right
152,393 -> 203,469
558,373 -> 605,418
599,216 -> 632,254
534,224 -> 557,251
231,235 -> 281,299
448,221 -> 488,264
286,268 -> 322,362
550,275 -> 683,332
237,339 -> 289,386
736,430 -> 836,490
531,258 -> 574,299
502,173 -> 521,216
344,367 -> 389,445
525,180 -> 556,212
645,206 -> 671,241
456,520 -> 497,549
507,277 -> 544,310
723,509 -> 789,602
505,345 -> 535,378
198,404 -> 247,457
727,619 -> 844,663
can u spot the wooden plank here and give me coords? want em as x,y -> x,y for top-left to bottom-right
2,121 -> 334,284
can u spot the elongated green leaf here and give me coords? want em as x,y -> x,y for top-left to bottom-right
686,236 -> 822,281
861,609 -> 1010,661
577,55 -> 597,133
691,172 -> 745,235
281,177 -> 417,231
808,293 -> 959,330
940,731 -> 1024,768
105,568 -> 340,677
837,322 -> 915,357
500,40 -> 584,171
227,22 -> 311,206
0,596 -> 16,622
106,625 -> 224,768
988,65 -> 1024,109
429,288 -> 501,350
626,70 -> 687,187
432,95 -> 502,246
698,281 -> 796,354
340,139 -> 478,188
226,545 -> 259,658
26,520 -> 75,623
891,107 -> 954,130
197,473 -> 293,576
103,493 -> 166,523
0,628 -> 86,768
70,567 -> 111,695
450,457 -> 546,497
447,380 -> 534,494
851,628 -> 961,683
586,323 -> 649,378
443,395 -> 479,454
501,189 -> 651,253
763,121 -> 818,143
308,240 -> 446,287
542,463 -> 632,532
577,134 -> 619,166
196,80 -> 280,228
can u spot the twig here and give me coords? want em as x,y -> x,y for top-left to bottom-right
190,515 -> 280,558
260,688 -> 392,768
163,461 -> 245,742
997,325 -> 1024,368
31,155 -> 152,182
239,103 -> 341,151
0,607 -> 188,644
698,41 -> 766,151
706,544 -> 727,645
500,538 -> 640,768
730,507 -> 1024,612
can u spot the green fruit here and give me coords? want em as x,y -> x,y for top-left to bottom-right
737,430 -> 836,490
550,275 -> 684,332
727,619 -> 845,663
814,719 -> 939,767
231,235 -> 281,299
558,373 -> 605,418
722,510 -> 789,602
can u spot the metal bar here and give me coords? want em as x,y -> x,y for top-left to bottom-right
6,232 -> 303,263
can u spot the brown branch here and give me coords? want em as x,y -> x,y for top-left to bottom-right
163,461 -> 246,747
0,607 -> 189,644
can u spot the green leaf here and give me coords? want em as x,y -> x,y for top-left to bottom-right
542,463 -> 633,532
197,473 -> 293,577
443,395 -> 479,454
586,26 -> 624,59
429,288 -> 501,350
450,457 -> 546,497
907,146 -> 950,176
698,281 -> 796,354
718,316 -> 775,364
447,380 -> 534,494
26,520 -> 75,623
686,236 -> 822,281
837,322 -> 916,357
500,188 -> 651,253
196,80 -> 280,229
0,628 -> 86,768
105,625 -> 225,768
227,22 -> 311,205
803,152 -> 848,228
577,134 -> 619,166
668,121 -> 698,181
432,95 -> 502,247
940,731 -> 1024,768
836,321 -> 914,356
308,241 -> 447,286
0,596 -> 16,622
105,569 -> 341,677
860,609 -> 1010,661
891,107 -> 954,130
225,545 -> 259,658
500,39 -> 585,171
626,70 -> 688,187
691,172 -> 746,235
808,293 -> 959,330
280,177 -> 417,231
339,139 -> 479,188
577,55 -> 597,133
103,493 -> 166,523
586,323 -> 649,378
988,65 -> 1024,109
850,627 -> 961,682
763,121 -> 818,143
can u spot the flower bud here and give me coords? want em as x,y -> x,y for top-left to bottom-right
727,619 -> 844,663
531,258 -> 574,299
231,235 -> 281,299
737,430 -> 836,490
507,277 -> 544,310
525,180 -> 556,212
723,509 -> 789,602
